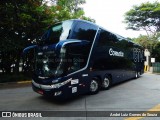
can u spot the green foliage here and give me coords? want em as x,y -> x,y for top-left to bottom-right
124,1 -> 160,35
125,1 -> 160,62
152,42 -> 160,62
133,33 -> 160,62
49,0 -> 95,23
133,34 -> 159,49
134,35 -> 151,48
0,0 -> 54,74
0,0 -> 53,50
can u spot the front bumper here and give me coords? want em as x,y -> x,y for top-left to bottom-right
32,80 -> 71,98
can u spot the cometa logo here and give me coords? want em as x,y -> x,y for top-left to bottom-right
109,48 -> 124,57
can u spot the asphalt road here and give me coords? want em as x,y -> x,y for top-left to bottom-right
0,73 -> 160,120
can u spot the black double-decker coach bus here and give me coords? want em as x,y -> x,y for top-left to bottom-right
24,19 -> 145,99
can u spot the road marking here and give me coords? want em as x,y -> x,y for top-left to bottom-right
124,104 -> 160,120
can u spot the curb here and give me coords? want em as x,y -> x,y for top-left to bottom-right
0,80 -> 32,85
17,80 -> 32,84
145,72 -> 160,75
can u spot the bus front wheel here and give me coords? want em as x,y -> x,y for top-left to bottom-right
89,79 -> 99,94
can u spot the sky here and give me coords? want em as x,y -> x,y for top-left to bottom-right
82,0 -> 159,38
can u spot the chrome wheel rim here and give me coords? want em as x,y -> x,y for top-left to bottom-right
138,72 -> 140,76
90,80 -> 98,92
103,77 -> 109,88
136,72 -> 138,78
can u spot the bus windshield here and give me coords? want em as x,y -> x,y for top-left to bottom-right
35,48 -> 66,78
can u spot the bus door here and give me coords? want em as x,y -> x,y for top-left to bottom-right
66,52 -> 87,94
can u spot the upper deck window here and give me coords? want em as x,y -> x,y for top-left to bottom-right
40,20 -> 98,45
70,21 -> 97,42
97,29 -> 119,47
41,20 -> 73,44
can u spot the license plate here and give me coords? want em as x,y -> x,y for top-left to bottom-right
37,90 -> 43,95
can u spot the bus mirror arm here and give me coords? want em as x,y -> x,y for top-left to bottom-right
23,45 -> 37,55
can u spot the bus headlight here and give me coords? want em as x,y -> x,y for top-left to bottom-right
51,79 -> 71,88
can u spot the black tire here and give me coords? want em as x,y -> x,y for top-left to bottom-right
135,71 -> 140,79
89,79 -> 99,94
101,75 -> 111,90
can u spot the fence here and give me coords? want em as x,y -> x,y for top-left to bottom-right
152,62 -> 160,73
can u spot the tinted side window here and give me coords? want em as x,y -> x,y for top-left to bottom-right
97,29 -> 119,47
71,22 -> 97,42
116,36 -> 129,49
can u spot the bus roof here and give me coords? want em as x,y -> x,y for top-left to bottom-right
61,19 -> 143,48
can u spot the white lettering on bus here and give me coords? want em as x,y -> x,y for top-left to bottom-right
109,48 -> 124,57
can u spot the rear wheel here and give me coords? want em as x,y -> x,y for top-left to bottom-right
101,75 -> 111,90
89,79 -> 99,94
135,72 -> 138,78
135,71 -> 140,79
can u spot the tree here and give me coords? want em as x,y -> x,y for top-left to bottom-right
134,35 -> 151,49
49,0 -> 95,23
124,1 -> 160,36
0,0 -> 54,74
152,41 -> 160,62
134,34 -> 159,49
133,33 -> 160,62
